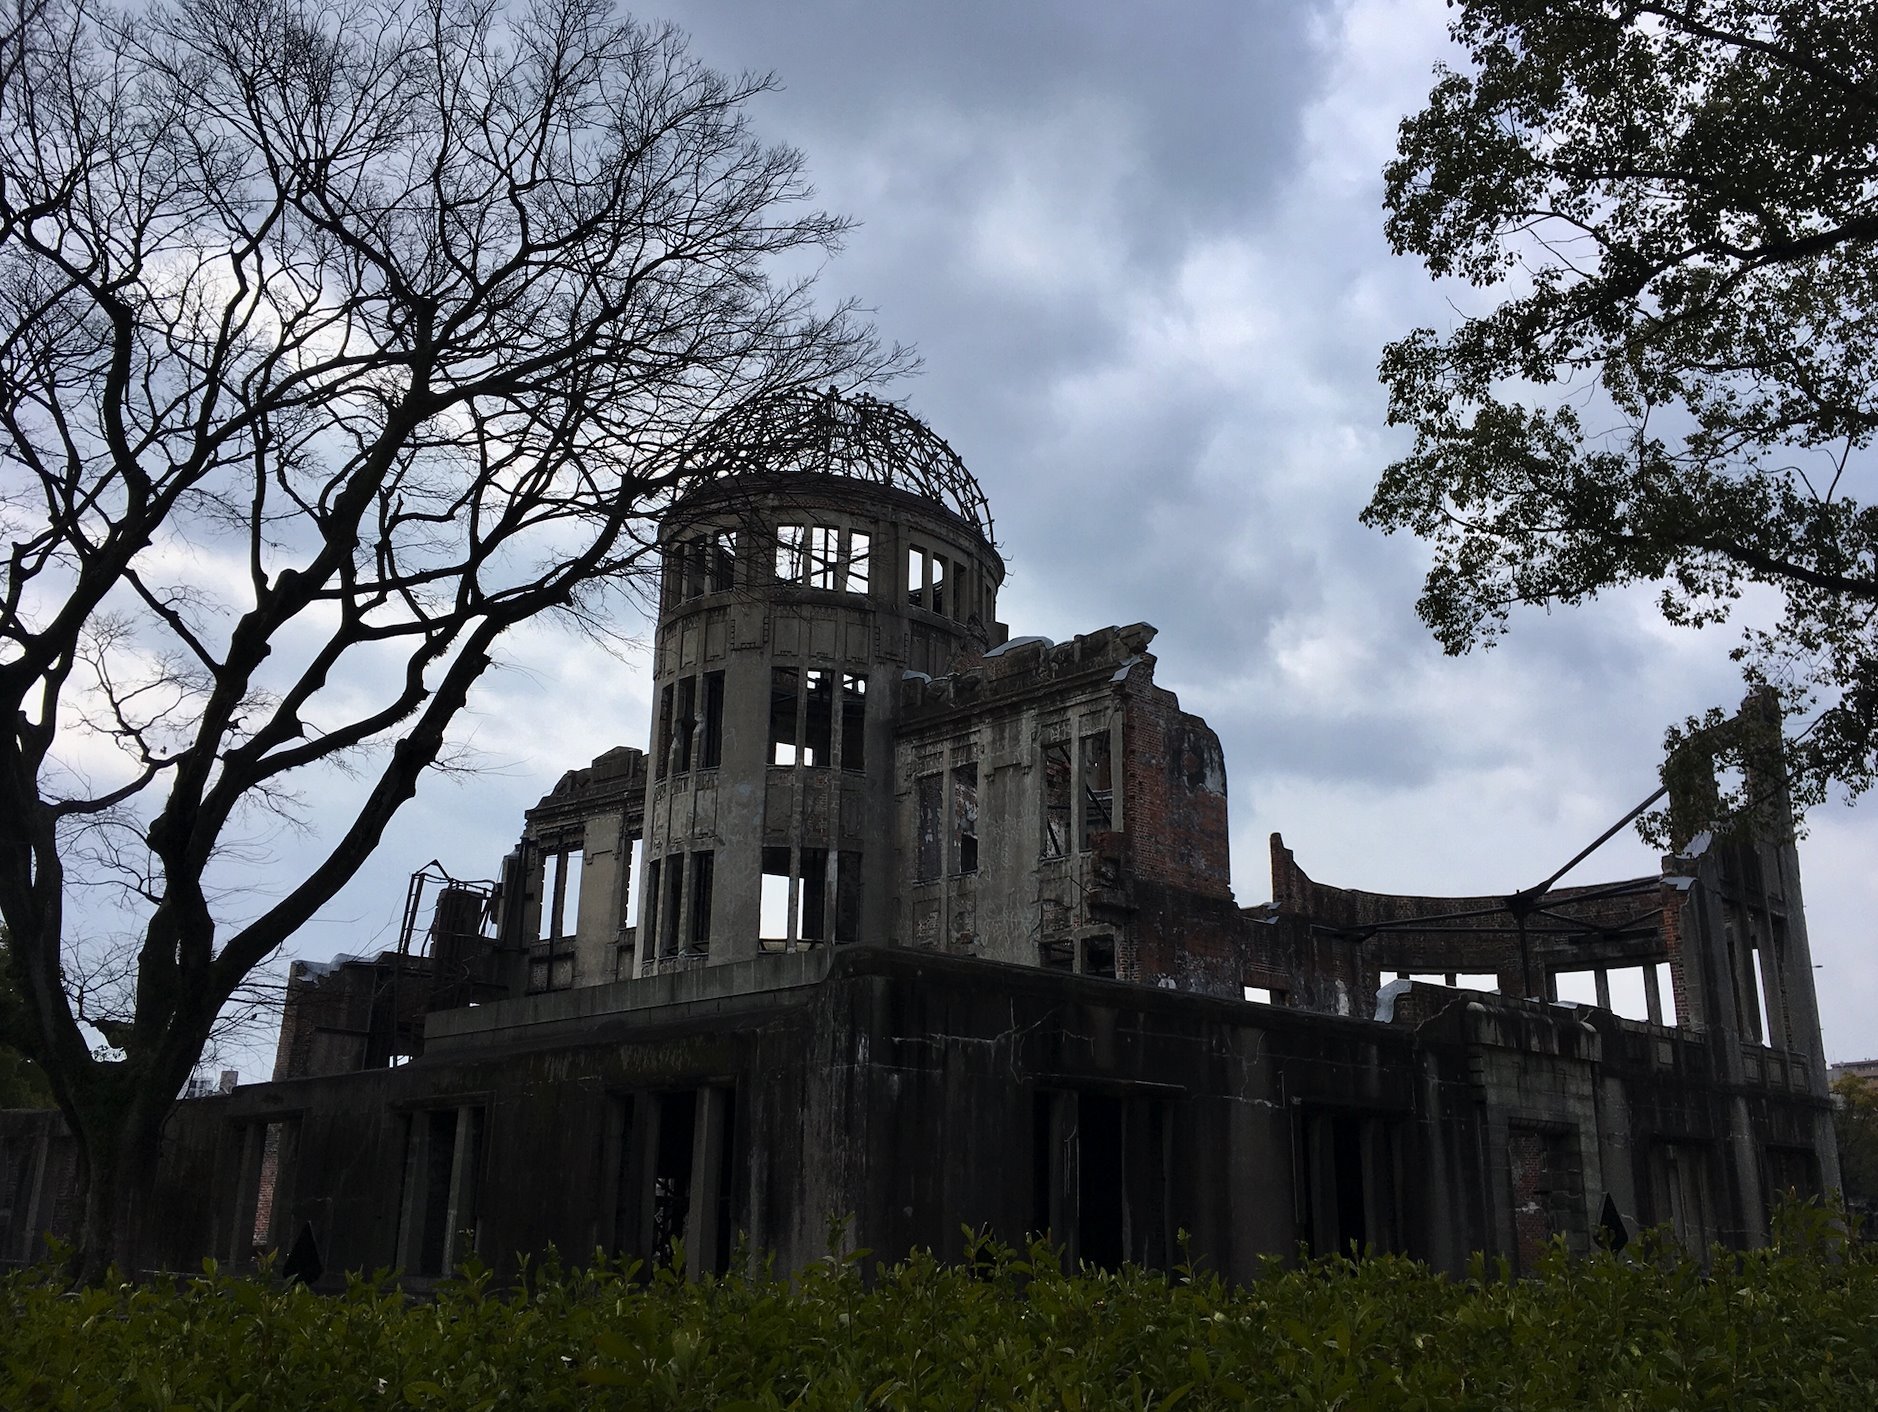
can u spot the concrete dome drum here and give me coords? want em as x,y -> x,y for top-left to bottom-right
684,388 -> 995,545
634,389 -> 1009,980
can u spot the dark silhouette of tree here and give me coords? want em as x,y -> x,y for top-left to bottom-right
0,0 -> 900,1280
1366,1 -> 1878,827
0,928 -> 55,1108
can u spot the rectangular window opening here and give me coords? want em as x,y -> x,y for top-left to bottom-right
930,554 -> 947,617
1751,947 -> 1774,1047
673,676 -> 696,775
417,1108 -> 460,1274
906,546 -> 927,609
659,856 -> 683,956
1080,730 -> 1113,851
558,849 -> 583,939
688,851 -> 714,953
400,1106 -> 485,1277
654,683 -> 675,781
840,674 -> 867,771
1083,935 -> 1115,979
775,524 -> 805,582
1039,940 -> 1075,972
650,1090 -> 697,1267
760,847 -> 792,948
1607,965 -> 1652,1023
710,530 -> 737,592
769,667 -> 800,766
799,846 -> 829,943
803,669 -> 834,767
808,526 -> 840,590
953,762 -> 978,875
916,774 -> 943,881
626,838 -> 644,929
700,671 -> 725,769
1552,970 -> 1600,1007
1655,961 -> 1679,1026
845,530 -> 871,594
1042,742 -> 1072,859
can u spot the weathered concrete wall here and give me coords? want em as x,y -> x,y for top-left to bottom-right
3,948 -> 1826,1282
894,625 -> 1241,997
640,473 -> 1005,979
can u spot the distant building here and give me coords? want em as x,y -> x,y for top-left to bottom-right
0,392 -> 1840,1279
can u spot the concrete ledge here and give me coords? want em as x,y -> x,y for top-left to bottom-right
424,948 -> 834,1051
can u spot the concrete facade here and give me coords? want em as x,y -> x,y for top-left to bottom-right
0,391 -> 1840,1280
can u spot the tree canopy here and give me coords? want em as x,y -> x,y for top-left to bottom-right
1366,0 -> 1878,823
0,0 -> 897,1277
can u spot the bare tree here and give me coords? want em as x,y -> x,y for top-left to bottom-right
0,0 -> 901,1280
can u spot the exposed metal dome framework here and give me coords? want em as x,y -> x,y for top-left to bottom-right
688,388 -> 995,544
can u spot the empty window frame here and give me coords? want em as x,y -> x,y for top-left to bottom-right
769,667 -> 800,766
759,847 -> 793,948
1031,1091 -> 1172,1271
397,1105 -> 485,1277
1039,940 -> 1075,972
916,774 -> 944,881
538,846 -> 582,941
615,1088 -> 737,1278
1041,742 -> 1072,859
673,676 -> 697,774
1080,731 -> 1113,850
803,670 -> 835,767
655,683 -> 675,780
699,671 -> 725,769
710,531 -> 737,592
845,531 -> 871,593
1083,934 -> 1115,979
688,851 -> 714,952
659,855 -> 684,956
1298,1110 -> 1399,1259
773,664 -> 864,770
807,526 -> 841,589
952,763 -> 978,875
930,553 -> 947,617
840,674 -> 867,770
776,523 -> 869,593
799,847 -> 830,944
664,536 -> 711,603
775,524 -> 806,581
907,546 -> 928,608
758,846 -> 851,949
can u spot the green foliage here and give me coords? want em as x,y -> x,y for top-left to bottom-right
1367,1 -> 1878,823
6,1221 -> 1878,1409
1834,1075 -> 1878,1207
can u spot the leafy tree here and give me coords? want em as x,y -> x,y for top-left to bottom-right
1366,1 -> 1878,822
1834,1074 -> 1878,1209
0,0 -> 898,1280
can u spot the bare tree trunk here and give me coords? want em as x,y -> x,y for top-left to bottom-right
60,1067 -> 173,1283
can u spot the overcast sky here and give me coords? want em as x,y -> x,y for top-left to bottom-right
265,0 -> 1878,1071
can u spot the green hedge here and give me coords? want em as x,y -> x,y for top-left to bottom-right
6,1211 -> 1877,1410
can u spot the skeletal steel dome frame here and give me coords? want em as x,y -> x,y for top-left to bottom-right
682,388 -> 995,544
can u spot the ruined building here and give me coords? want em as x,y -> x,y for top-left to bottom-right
0,392 -> 1840,1278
